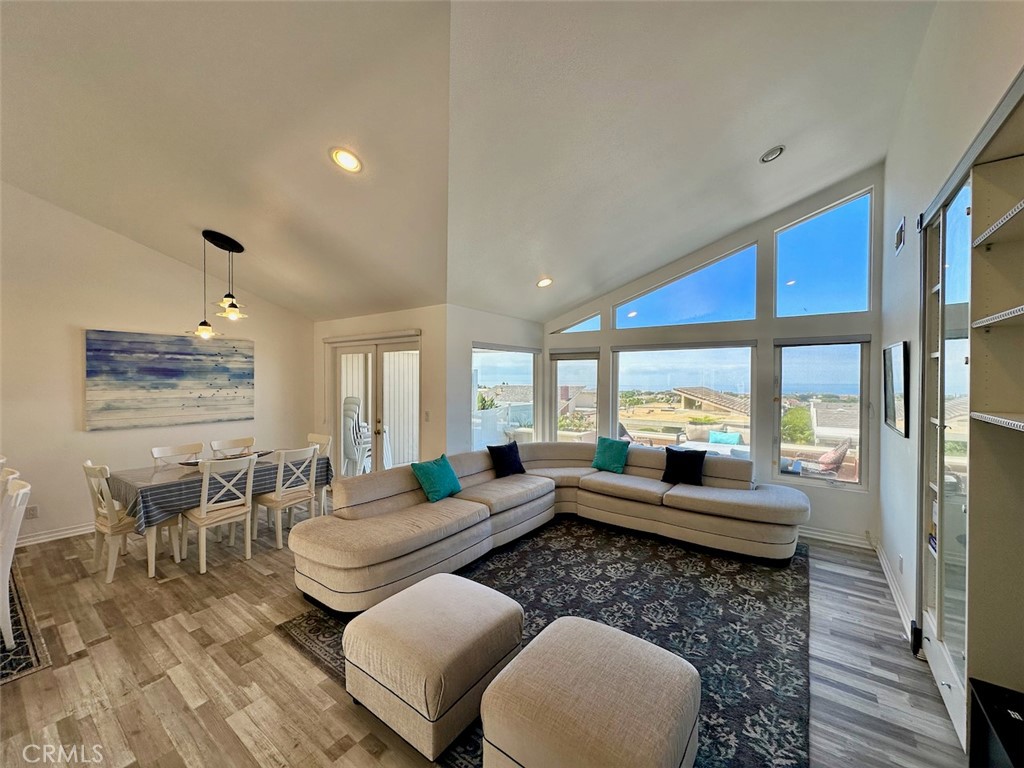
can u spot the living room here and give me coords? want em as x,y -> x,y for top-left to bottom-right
2,2 -> 1023,767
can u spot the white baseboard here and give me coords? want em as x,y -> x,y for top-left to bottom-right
17,522 -> 94,548
874,542 -> 914,638
798,525 -> 872,549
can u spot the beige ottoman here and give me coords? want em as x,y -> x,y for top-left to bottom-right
343,573 -> 524,760
481,616 -> 701,768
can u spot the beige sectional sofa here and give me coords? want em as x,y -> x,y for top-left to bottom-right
289,441 -> 810,612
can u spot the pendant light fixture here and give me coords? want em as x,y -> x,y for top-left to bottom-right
204,229 -> 248,322
190,233 -> 221,340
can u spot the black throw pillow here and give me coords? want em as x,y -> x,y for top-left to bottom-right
662,447 -> 706,486
488,441 -> 526,478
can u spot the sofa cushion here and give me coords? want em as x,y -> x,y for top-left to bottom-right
662,448 -> 706,486
456,474 -> 555,515
519,441 -> 596,468
526,466 -> 599,487
592,437 -> 630,473
289,497 -> 489,568
662,483 -> 810,526
411,455 -> 462,502
488,441 -> 526,478
579,471 -> 674,505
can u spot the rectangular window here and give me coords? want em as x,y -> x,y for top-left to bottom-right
615,347 -> 752,457
472,348 -> 535,449
554,357 -> 598,442
777,343 -> 863,484
776,193 -> 871,317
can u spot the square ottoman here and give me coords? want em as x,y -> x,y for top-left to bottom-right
481,616 -> 701,768
343,573 -> 524,760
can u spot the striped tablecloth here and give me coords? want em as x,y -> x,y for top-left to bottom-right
108,456 -> 334,534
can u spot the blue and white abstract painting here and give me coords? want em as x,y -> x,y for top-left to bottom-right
85,330 -> 254,431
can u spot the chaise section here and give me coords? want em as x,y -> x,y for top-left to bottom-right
663,483 -> 810,526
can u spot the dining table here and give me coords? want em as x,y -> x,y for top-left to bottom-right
108,454 -> 334,577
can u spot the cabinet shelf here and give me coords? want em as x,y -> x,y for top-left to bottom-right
970,411 -> 1024,432
973,197 -> 1024,248
972,304 -> 1024,328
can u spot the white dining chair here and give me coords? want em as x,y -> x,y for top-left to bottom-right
151,442 -> 204,467
180,455 -> 256,574
307,433 -> 332,515
210,437 -> 256,458
342,398 -> 372,476
1,479 -> 32,649
85,461 -> 181,582
1,468 -> 20,498
253,446 -> 317,549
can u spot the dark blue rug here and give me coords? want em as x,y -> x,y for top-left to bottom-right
1,562 -> 51,685
278,517 -> 810,768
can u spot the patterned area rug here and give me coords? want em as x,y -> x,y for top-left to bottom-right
1,561 -> 51,685
278,518 -> 809,767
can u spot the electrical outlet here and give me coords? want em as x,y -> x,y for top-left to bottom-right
24,505 -> 39,520
898,554 -> 904,574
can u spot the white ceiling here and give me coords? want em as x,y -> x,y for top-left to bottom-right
447,1 -> 934,321
2,2 -> 934,323
1,1 -> 452,320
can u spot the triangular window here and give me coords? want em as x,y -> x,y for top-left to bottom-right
557,314 -> 601,333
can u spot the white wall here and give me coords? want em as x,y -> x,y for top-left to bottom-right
1,183 -> 314,543
445,304 -> 543,454
880,4 -> 1024,623
544,165 -> 885,542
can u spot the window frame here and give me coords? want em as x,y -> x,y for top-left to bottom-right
471,344 -> 540,449
611,342 -> 757,457
773,188 -> 874,319
771,336 -> 870,490
550,351 -> 600,443
612,242 -> 758,331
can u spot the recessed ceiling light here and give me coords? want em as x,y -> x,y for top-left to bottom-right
330,147 -> 362,173
785,280 -> 797,286
537,277 -> 553,288
627,311 -> 638,318
759,145 -> 785,164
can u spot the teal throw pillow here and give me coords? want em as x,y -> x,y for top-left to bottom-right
592,436 -> 630,474
411,454 -> 462,502
709,430 -> 742,445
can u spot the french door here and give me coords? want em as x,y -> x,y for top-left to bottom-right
333,340 -> 420,475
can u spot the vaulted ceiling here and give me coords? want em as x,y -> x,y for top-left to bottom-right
2,2 -> 934,323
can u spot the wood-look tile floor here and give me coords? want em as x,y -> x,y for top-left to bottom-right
1,521 -> 967,767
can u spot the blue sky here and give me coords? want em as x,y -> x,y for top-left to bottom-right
776,193 -> 870,317
615,245 -> 756,328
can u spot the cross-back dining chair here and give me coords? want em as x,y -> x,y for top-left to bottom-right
180,455 -> 256,574
210,437 -> 256,458
85,460 -> 181,582
151,442 -> 204,467
253,446 -> 317,549
1,479 -> 32,649
307,433 -> 332,515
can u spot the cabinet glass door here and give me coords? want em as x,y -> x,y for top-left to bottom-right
941,181 -> 971,683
